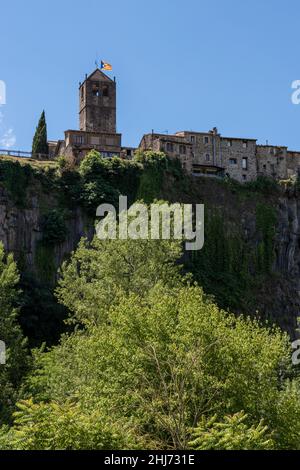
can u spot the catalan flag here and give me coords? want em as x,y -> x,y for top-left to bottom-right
101,61 -> 112,71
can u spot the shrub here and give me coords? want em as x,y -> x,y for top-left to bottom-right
41,209 -> 68,245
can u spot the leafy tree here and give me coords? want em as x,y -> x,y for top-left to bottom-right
189,412 -> 274,450
32,111 -> 49,156
2,229 -> 300,449
41,209 -> 68,245
0,399 -> 137,450
4,234 -> 295,450
56,235 -> 183,327
19,282 -> 299,449
0,243 -> 28,423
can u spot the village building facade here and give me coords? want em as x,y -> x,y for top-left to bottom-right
49,68 -> 300,183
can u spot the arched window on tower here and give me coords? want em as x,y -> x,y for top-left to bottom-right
92,82 -> 100,97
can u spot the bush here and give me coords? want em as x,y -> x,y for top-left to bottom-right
41,209 -> 68,245
0,399 -> 136,450
189,412 -> 274,450
0,160 -> 32,206
244,176 -> 279,193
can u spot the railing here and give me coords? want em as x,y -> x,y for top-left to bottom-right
0,149 -> 32,158
0,149 -> 50,159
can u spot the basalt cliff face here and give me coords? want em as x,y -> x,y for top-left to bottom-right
273,191 -> 300,334
162,176 -> 300,337
0,185 -> 93,283
0,161 -> 299,338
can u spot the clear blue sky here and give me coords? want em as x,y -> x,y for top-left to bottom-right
1,0 -> 300,151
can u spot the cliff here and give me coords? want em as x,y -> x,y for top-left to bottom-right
0,154 -> 299,341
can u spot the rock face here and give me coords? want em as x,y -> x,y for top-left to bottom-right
0,185 -> 94,283
1,172 -> 300,336
272,193 -> 300,336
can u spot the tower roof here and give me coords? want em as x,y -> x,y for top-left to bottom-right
81,68 -> 114,86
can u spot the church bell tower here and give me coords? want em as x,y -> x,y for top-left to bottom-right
79,69 -> 116,133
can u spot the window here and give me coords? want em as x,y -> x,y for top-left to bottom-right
191,135 -> 195,143
227,140 -> 232,147
242,157 -> 248,170
229,158 -> 237,165
91,136 -> 100,145
206,154 -> 210,162
166,142 -> 174,152
74,135 -> 85,145
103,86 -> 109,97
204,136 -> 209,144
92,82 -> 100,97
242,175 -> 247,181
242,141 -> 248,149
263,164 -> 267,169
179,145 -> 186,154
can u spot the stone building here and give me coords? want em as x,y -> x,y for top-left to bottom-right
139,133 -> 193,173
52,68 -> 134,163
140,128 -> 258,182
49,67 -> 300,183
174,128 -> 257,182
256,145 -> 288,180
286,151 -> 300,178
139,127 -> 300,183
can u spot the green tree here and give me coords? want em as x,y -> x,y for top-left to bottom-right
18,282 -> 299,449
32,111 -> 49,156
189,412 -> 274,450
7,235 -> 297,450
0,243 -> 28,423
3,235 -> 300,449
0,399 -> 137,450
56,235 -> 182,327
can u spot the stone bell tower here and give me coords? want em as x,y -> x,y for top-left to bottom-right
79,69 -> 116,133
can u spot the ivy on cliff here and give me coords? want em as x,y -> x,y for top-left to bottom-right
188,209 -> 255,313
0,160 -> 33,207
256,203 -> 277,274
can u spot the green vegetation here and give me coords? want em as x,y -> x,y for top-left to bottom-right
256,203 -> 277,274
1,233 -> 300,449
221,175 -> 280,196
35,244 -> 56,284
0,160 -> 32,207
188,209 -> 255,312
32,111 -> 49,156
0,149 -> 298,450
189,412 -> 274,450
0,243 -> 28,423
41,209 -> 68,245
188,201 -> 277,315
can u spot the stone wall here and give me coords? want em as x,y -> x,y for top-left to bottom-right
139,134 -> 193,174
286,151 -> 300,178
79,69 -> 116,134
220,138 -> 257,183
176,130 -> 223,168
256,146 -> 288,180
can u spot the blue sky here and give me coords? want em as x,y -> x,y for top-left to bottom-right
1,0 -> 300,151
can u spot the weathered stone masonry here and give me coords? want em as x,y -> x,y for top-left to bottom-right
50,68 -> 300,183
